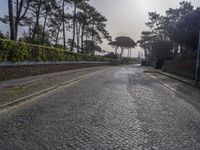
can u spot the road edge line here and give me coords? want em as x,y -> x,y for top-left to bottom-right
144,70 -> 200,89
146,73 -> 186,97
0,70 -> 104,111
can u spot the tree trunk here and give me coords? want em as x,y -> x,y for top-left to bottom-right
144,49 -> 147,58
76,22 -> 81,53
129,49 -> 132,58
14,0 -> 29,40
128,49 -> 130,58
14,22 -> 19,40
62,0 -> 66,49
180,44 -> 183,58
91,32 -> 94,55
55,26 -> 61,46
14,0 -> 22,40
71,1 -> 77,51
32,0 -> 42,40
8,0 -> 15,40
115,47 -> 118,54
42,9 -> 48,44
90,25 -> 95,55
120,48 -> 124,60
81,24 -> 85,54
174,42 -> 178,57
86,34 -> 88,41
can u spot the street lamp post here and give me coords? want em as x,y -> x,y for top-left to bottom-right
195,31 -> 200,85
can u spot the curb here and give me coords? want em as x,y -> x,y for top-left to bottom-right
0,86 -> 58,110
144,70 -> 200,89
0,70 -> 103,110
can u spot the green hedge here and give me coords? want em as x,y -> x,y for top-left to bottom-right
0,39 -> 119,63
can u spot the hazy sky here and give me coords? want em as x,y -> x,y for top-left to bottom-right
90,0 -> 199,56
0,0 -> 199,57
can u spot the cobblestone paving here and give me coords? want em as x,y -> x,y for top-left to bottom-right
0,67 -> 108,105
0,66 -> 200,149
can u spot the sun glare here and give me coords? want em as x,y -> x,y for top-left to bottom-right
138,0 -> 151,12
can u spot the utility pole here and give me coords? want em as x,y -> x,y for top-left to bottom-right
195,31 -> 200,84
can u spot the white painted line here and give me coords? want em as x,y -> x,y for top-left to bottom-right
146,73 -> 185,97
0,69 -> 105,111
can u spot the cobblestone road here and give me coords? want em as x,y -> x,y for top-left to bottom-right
0,65 -> 200,149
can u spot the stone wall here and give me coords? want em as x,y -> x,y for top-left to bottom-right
0,62 -> 114,81
163,60 -> 196,79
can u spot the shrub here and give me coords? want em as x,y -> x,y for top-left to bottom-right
12,42 -> 29,61
0,39 -> 119,63
0,40 -> 14,61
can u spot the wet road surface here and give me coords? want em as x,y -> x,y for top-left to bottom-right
0,65 -> 200,149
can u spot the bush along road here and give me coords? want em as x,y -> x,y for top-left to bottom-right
0,39 -> 119,63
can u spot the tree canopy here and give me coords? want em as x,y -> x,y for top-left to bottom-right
1,0 -> 111,56
109,36 -> 136,59
138,1 -> 200,60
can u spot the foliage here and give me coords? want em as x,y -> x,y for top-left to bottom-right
0,31 -> 6,39
110,36 -> 136,59
115,36 -> 137,49
151,40 -> 173,59
108,41 -> 119,54
175,9 -> 200,50
138,1 -> 200,60
104,52 -> 119,59
1,0 -> 111,56
0,39 -> 118,63
83,40 -> 102,55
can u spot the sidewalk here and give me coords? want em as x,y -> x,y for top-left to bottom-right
144,69 -> 200,88
0,66 -> 108,107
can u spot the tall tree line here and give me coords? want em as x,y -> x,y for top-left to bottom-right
1,0 -> 111,54
138,1 -> 200,60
